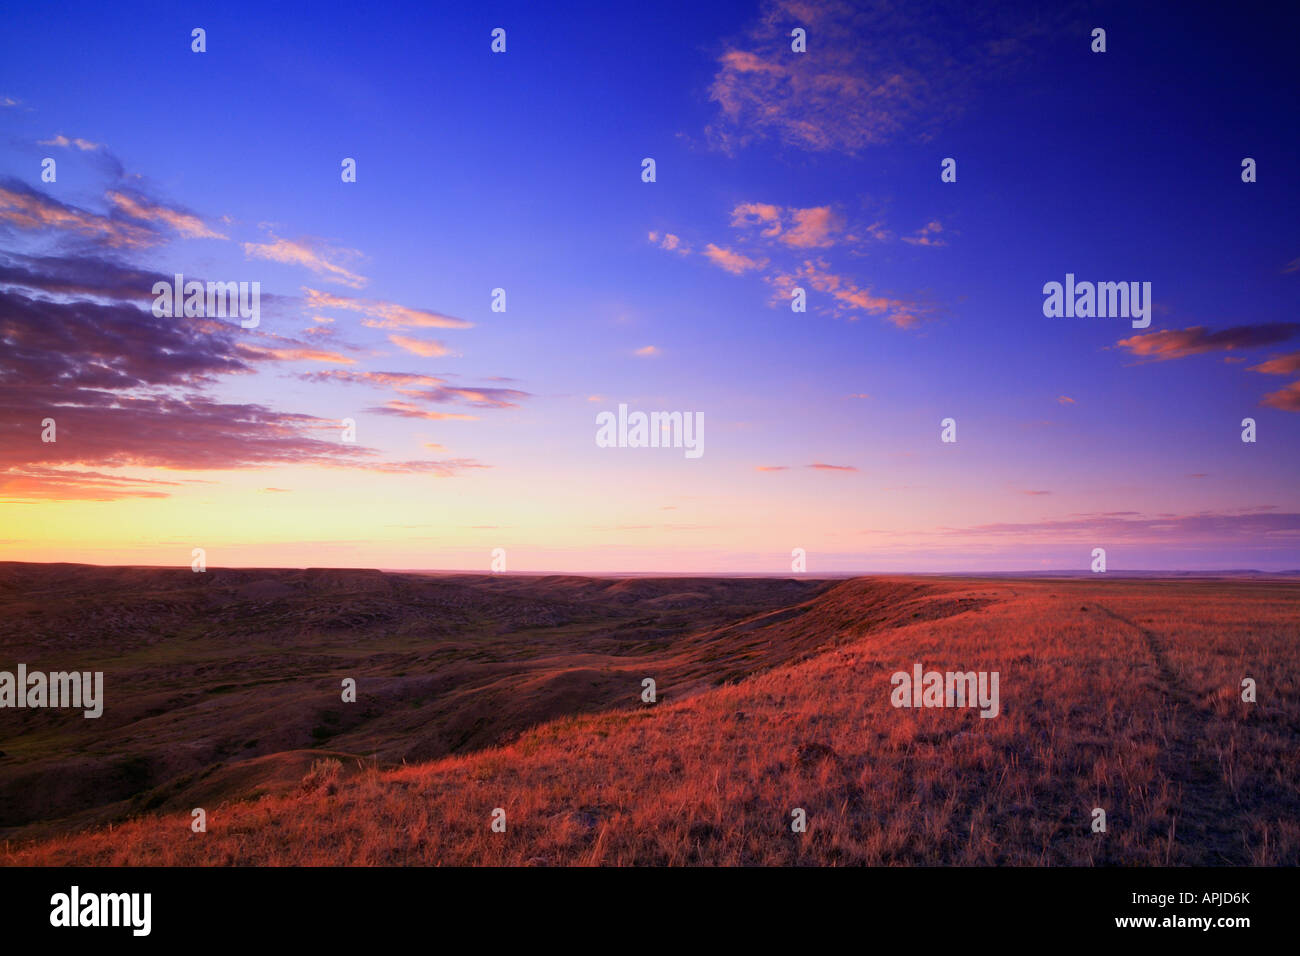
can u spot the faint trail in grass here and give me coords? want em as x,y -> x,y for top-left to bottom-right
1093,603 -> 1248,864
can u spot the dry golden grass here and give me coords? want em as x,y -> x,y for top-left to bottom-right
5,576 -> 1297,866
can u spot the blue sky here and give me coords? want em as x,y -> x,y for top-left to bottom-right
1,0 -> 1298,571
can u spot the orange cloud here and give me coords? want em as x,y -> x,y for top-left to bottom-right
783,206 -> 841,248
304,288 -> 473,330
769,259 -> 925,328
107,190 -> 226,239
1117,324 -> 1300,361
370,401 -> 477,421
902,221 -> 946,247
1249,351 -> 1300,375
703,243 -> 767,275
648,230 -> 690,254
237,344 -> 355,365
244,237 -> 366,288
730,202 -> 782,238
389,334 -> 452,357
38,134 -> 101,151
1260,380 -> 1300,412
730,202 -> 842,248
0,183 -> 154,248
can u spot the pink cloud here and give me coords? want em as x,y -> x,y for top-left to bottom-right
703,243 -> 767,275
303,288 -> 473,330
244,237 -> 366,288
389,334 -> 452,357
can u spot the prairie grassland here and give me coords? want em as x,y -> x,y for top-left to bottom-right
5,575 -> 1296,866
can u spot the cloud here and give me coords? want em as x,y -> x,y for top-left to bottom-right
0,467 -> 184,502
634,345 -> 661,358
768,259 -> 928,328
0,179 -> 155,248
301,370 -> 529,409
0,262 -> 497,497
303,287 -> 472,330
705,0 -> 1047,154
0,286 -> 372,478
1021,490 -> 1051,496
784,206 -> 843,248
648,230 -> 690,254
367,401 -> 477,421
730,202 -> 843,248
1057,395 -> 1075,405
807,462 -> 857,472
389,334 -> 453,357
237,344 -> 356,365
703,243 -> 767,275
940,509 -> 1300,542
1116,324 -> 1300,361
0,251 -> 168,301
730,202 -> 783,238
107,190 -> 226,239
1249,351 -> 1300,376
1,96 -> 20,108
1260,380 -> 1300,412
244,237 -> 366,288
38,134 -> 101,151
354,458 -> 489,475
902,221 -> 946,247
755,465 -> 788,472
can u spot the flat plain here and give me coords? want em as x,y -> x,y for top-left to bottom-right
1,563 -> 1296,865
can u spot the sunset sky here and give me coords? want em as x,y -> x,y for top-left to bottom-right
2,0 -> 1298,572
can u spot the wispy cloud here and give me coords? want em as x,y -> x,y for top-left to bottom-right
731,202 -> 843,248
238,344 -> 356,365
368,401 -> 477,422
107,190 -> 227,239
38,133 -> 102,151
648,230 -> 690,254
704,0 -> 1047,154
303,288 -> 473,330
768,258 -> 928,328
0,179 -> 154,248
302,370 -> 529,409
1249,351 -> 1300,376
703,243 -> 767,275
902,221 -> 946,247
389,334 -> 453,357
1260,380 -> 1300,412
244,237 -> 366,288
1116,324 -> 1300,361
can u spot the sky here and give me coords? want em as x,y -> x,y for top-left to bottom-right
1,0 -> 1298,573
